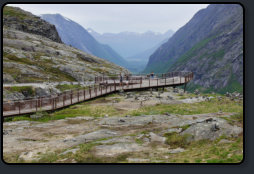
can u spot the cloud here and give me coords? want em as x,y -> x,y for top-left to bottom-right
7,4 -> 209,33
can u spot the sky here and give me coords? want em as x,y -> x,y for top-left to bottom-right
8,4 -> 209,34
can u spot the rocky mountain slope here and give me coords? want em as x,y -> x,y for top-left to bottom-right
144,4 -> 243,93
41,14 -> 128,68
3,6 -> 128,84
3,6 -> 62,43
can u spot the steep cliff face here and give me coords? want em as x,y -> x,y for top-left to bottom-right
41,14 -> 128,68
144,4 -> 243,93
3,6 -> 62,43
3,6 -> 128,83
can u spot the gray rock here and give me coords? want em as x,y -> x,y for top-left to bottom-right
99,136 -> 134,144
169,147 -> 185,154
181,118 -> 242,141
60,148 -> 80,155
3,129 -> 12,135
3,73 -> 16,83
218,139 -> 234,144
127,158 -> 150,163
95,143 -> 143,157
149,132 -> 166,144
63,129 -> 118,146
211,123 -> 220,131
119,119 -> 125,122
164,128 -> 182,134
164,112 -> 171,116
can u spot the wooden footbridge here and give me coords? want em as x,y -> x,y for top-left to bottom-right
2,71 -> 193,117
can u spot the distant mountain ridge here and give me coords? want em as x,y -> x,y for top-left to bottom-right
88,28 -> 174,60
41,14 -> 128,67
144,4 -> 243,93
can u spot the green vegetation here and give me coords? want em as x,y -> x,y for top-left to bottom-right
169,135 -> 243,163
126,97 -> 242,116
221,111 -> 243,127
172,35 -> 216,67
4,93 -> 242,123
55,84 -> 83,92
4,86 -> 35,96
219,74 -> 243,94
3,51 -> 76,82
185,80 -> 243,94
28,141 -> 131,163
164,132 -> 192,148
3,6 -> 31,20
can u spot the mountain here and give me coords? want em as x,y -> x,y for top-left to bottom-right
88,29 -> 174,59
3,6 -> 128,84
3,6 -> 62,43
126,37 -> 169,62
41,14 -> 128,67
144,4 -> 243,93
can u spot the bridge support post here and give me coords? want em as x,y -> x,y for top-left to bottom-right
184,83 -> 187,93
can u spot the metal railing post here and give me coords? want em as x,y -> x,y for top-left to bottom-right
63,93 -> 65,106
18,102 -> 21,114
78,90 -> 79,102
40,97 -> 42,110
89,87 -> 91,98
71,90 -> 73,104
52,98 -> 54,109
36,99 -> 38,112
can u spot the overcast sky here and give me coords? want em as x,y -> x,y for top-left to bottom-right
8,4 -> 209,34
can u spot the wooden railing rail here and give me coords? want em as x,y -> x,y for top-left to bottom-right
3,71 -> 193,116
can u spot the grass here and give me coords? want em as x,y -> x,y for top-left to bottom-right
55,84 -> 84,92
4,92 -> 243,123
4,86 -> 35,96
221,111 -> 243,127
3,51 -> 76,82
164,132 -> 192,148
126,97 -> 242,116
29,140 -> 131,163
169,135 -> 243,163
3,6 -> 30,20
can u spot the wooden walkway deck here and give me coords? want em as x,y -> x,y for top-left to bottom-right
2,72 -> 193,117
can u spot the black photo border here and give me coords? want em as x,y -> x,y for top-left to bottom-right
0,0 -> 252,173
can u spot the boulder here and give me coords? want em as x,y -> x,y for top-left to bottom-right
149,132 -> 166,144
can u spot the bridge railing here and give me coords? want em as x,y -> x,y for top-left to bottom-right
3,71 -> 193,116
